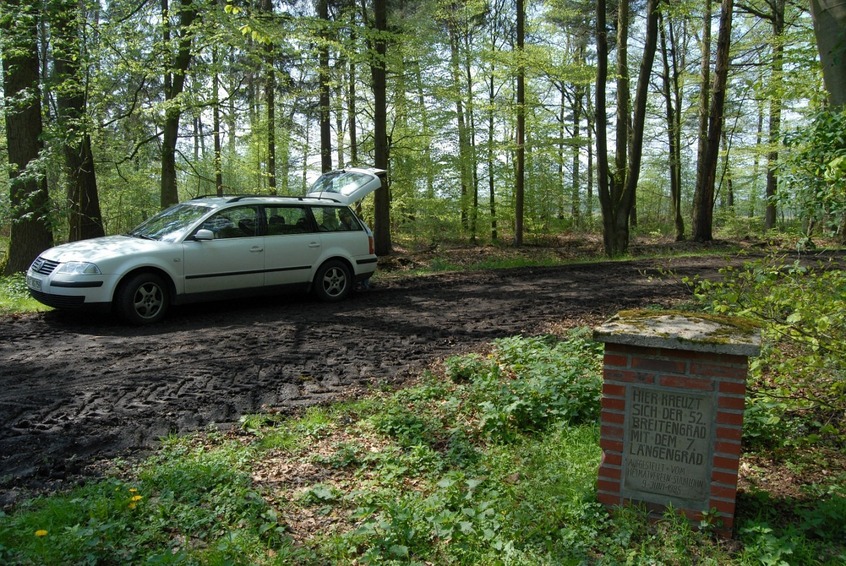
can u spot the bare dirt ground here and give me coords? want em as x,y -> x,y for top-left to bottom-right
2,241 -> 833,507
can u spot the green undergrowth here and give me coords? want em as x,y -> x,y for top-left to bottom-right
0,273 -> 49,315
1,329 -> 845,564
691,255 -> 846,452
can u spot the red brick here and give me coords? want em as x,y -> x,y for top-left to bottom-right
710,485 -> 737,500
658,346 -> 691,358
604,353 -> 629,368
674,350 -> 721,362
718,381 -> 747,395
599,466 -> 622,480
601,424 -> 624,440
715,440 -> 742,456
712,469 -> 738,485
710,498 -> 736,516
605,369 -> 655,384
600,438 -> 624,453
602,397 -> 626,411
601,452 -> 622,467
601,410 -> 625,424
713,455 -> 740,470
719,396 -> 746,411
602,383 -> 627,398
692,352 -> 747,365
632,357 -> 687,374
597,492 -> 622,507
716,411 -> 744,426
597,479 -> 620,493
716,426 -> 743,442
606,343 -> 660,357
690,362 -> 748,379
658,375 -> 714,390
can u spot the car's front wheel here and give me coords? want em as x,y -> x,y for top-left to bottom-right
313,259 -> 352,302
115,272 -> 170,325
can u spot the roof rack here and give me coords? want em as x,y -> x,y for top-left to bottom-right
189,194 -> 244,200
188,194 -> 344,204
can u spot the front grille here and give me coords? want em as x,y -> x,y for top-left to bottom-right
30,257 -> 60,275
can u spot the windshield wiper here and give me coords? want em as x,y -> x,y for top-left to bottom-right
127,231 -> 157,241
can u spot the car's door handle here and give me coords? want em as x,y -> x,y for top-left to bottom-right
309,242 -> 321,248
250,246 -> 264,252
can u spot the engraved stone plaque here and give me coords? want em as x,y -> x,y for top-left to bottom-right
622,386 -> 714,504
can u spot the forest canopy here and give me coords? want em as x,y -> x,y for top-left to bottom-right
1,0 -> 843,272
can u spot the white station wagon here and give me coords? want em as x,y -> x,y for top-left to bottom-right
26,168 -> 384,324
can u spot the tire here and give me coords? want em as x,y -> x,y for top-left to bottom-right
115,273 -> 170,325
313,259 -> 352,302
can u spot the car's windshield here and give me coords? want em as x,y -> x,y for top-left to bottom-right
308,171 -> 371,197
128,203 -> 212,243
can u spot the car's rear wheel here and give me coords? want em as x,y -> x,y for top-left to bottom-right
116,273 -> 170,325
313,259 -> 352,302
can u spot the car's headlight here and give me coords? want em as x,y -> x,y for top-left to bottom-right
56,261 -> 102,275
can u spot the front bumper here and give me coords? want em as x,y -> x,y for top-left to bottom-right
26,270 -> 115,311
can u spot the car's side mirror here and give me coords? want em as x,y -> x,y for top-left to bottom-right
192,229 -> 215,241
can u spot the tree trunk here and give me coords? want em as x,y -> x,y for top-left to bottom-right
810,0 -> 846,109
692,0 -> 712,240
514,0 -> 525,246
412,59 -> 435,200
212,45 -> 223,195
448,23 -> 471,232
586,83 -> 594,225
765,0 -> 785,230
463,31 -> 479,243
615,0 -> 630,224
693,0 -> 733,242
318,0 -> 332,173
596,0 -> 658,257
160,0 -> 198,208
571,56 -> 584,227
595,0 -> 613,253
621,0 -> 659,234
370,0 -> 391,255
347,21 -> 359,166
659,12 -> 684,241
1,0 -> 54,273
52,0 -> 104,242
260,0 -> 276,191
488,73 -> 498,241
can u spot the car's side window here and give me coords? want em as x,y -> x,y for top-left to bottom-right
203,206 -> 259,239
264,205 -> 312,235
311,206 -> 360,232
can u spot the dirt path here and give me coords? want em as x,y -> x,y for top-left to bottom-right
0,256 -> 734,502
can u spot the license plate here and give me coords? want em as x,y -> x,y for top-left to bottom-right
26,275 -> 42,291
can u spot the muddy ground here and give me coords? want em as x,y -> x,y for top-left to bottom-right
0,252 -> 759,505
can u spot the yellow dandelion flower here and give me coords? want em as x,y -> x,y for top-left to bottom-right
131,495 -> 143,502
128,503 -> 137,509
35,530 -> 48,537
129,488 -> 138,493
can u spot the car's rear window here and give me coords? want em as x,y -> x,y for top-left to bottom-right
310,206 -> 361,232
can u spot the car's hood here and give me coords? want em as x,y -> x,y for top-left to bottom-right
305,167 -> 385,205
40,235 -> 172,264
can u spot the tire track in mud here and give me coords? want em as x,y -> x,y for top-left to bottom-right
0,257 -> 727,501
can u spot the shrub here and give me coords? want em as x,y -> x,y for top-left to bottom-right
692,256 -> 846,449
476,332 -> 602,443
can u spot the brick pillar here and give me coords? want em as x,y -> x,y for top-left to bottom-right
594,310 -> 760,538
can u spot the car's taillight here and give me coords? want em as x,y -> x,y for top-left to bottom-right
368,235 -> 375,255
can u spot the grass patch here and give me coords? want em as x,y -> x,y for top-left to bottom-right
0,274 -> 50,315
1,328 -> 844,564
